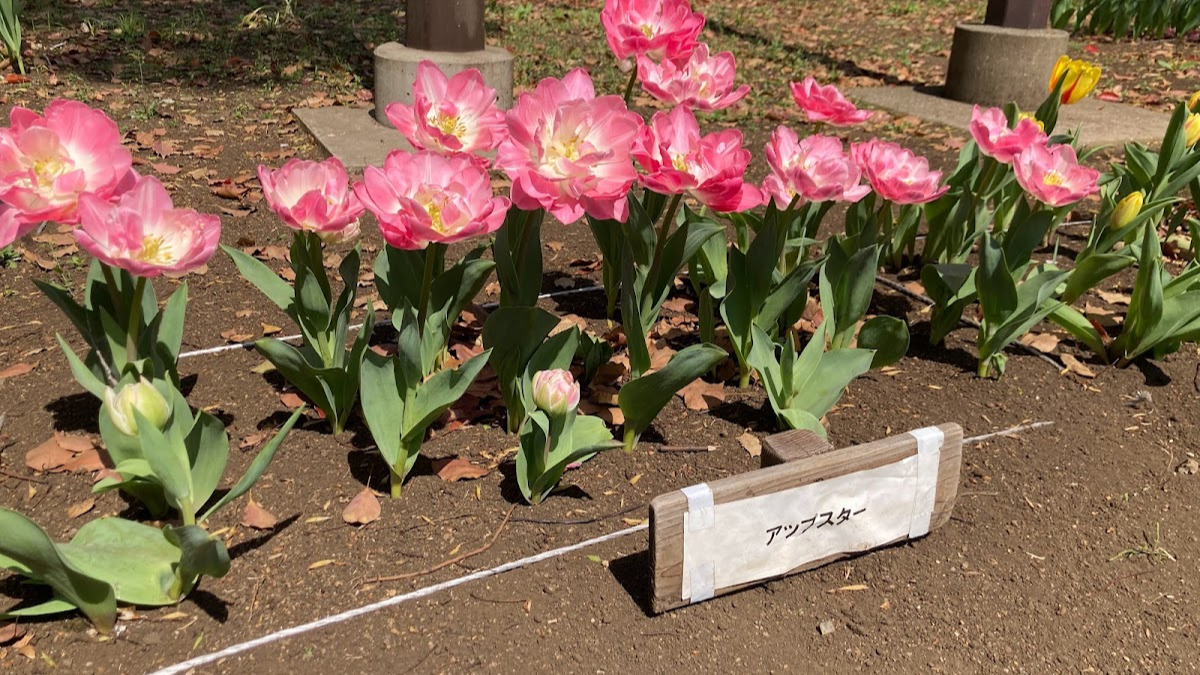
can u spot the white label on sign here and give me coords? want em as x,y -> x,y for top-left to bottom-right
681,451 -> 930,601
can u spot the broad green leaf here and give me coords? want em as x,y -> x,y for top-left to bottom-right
222,244 -> 294,314
618,344 -> 726,446
0,509 -> 116,632
135,410 -> 193,513
857,315 -> 910,368
185,410 -> 230,514
199,406 -> 303,522
165,526 -> 230,583
59,518 -> 182,607
977,235 -> 1018,327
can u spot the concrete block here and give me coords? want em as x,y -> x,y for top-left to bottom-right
848,85 -> 1172,148
293,106 -> 406,172
943,23 -> 1068,109
373,41 -> 514,127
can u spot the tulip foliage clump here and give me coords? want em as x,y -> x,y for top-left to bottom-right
0,102 -> 300,630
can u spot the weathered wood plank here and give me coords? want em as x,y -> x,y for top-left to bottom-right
649,424 -> 963,613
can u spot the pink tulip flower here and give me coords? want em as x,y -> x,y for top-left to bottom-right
0,204 -> 39,249
354,150 -> 509,250
531,369 -> 581,416
258,157 -> 364,244
851,139 -> 949,205
633,106 -> 761,213
601,0 -> 705,63
384,61 -> 507,157
762,128 -> 870,207
968,106 -> 1048,164
1012,143 -> 1100,208
789,77 -> 873,127
496,69 -> 643,224
75,175 -> 220,277
636,44 -> 750,112
0,100 -> 134,224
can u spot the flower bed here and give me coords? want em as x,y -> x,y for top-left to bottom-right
1,0 -> 1199,670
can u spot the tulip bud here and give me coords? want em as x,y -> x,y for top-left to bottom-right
1185,113 -> 1200,148
1111,191 -> 1144,230
104,378 -> 171,436
1189,91 -> 1200,113
531,369 -> 580,416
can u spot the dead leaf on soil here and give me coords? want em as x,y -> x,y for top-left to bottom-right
678,380 -> 725,411
308,559 -> 335,570
220,329 -> 253,343
432,457 -> 491,482
242,496 -> 278,530
739,432 -> 762,458
67,498 -> 96,519
0,623 -> 26,645
26,433 -> 101,474
279,392 -> 306,409
261,322 -> 283,336
1060,354 -> 1096,379
0,362 -> 35,379
1096,289 -> 1131,305
1019,333 -> 1059,353
661,297 -> 693,313
342,487 -> 381,525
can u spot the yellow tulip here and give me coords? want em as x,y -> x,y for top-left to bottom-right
1189,90 -> 1200,112
1111,191 -> 1143,230
1017,111 -> 1045,132
1048,55 -> 1101,105
1185,113 -> 1200,148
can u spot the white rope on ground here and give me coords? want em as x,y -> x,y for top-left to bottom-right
146,420 -> 1053,675
176,285 -> 606,360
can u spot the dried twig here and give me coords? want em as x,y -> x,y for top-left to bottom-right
360,505 -> 517,584
511,503 -> 643,525
0,468 -> 46,484
657,445 -> 715,453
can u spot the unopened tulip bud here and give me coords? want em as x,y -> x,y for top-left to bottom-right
1185,113 -> 1200,148
531,369 -> 580,416
104,378 -> 170,436
1111,191 -> 1144,229
1189,91 -> 1200,113
1049,55 -> 1101,105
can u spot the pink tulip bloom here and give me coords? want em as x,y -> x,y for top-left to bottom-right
968,106 -> 1048,164
258,157 -> 364,244
1012,143 -> 1100,208
633,106 -> 761,213
0,100 -> 134,224
637,44 -> 750,112
75,175 -> 220,277
496,69 -> 643,224
851,139 -> 949,205
0,204 -> 39,249
789,77 -> 873,127
384,61 -> 507,157
762,128 -> 870,207
601,0 -> 705,63
354,150 -> 509,250
531,369 -> 581,416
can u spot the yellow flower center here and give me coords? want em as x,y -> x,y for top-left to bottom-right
429,111 -> 466,139
1043,171 -> 1064,187
671,153 -> 690,172
553,135 -> 582,162
426,200 -> 445,233
32,156 -> 70,185
640,24 -> 654,38
135,235 -> 175,265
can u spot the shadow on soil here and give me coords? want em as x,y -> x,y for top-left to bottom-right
608,549 -> 655,616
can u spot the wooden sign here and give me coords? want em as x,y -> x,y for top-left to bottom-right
649,424 -> 963,613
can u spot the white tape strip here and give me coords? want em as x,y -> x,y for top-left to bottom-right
907,426 -> 944,539
681,483 -> 715,531
680,482 -> 716,601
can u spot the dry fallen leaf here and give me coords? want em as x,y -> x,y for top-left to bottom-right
739,432 -> 762,458
678,379 -> 726,411
342,487 -> 381,525
1096,289 -> 1131,305
242,496 -> 278,530
1019,333 -> 1059,353
1061,353 -> 1096,378
67,498 -> 96,519
308,559 -> 335,570
0,362 -> 35,379
279,392 -> 306,409
26,433 -> 101,474
261,323 -> 283,336
432,457 -> 491,482
0,623 -> 27,645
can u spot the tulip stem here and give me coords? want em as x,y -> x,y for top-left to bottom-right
126,276 -> 147,365
416,244 -> 439,337
623,68 -> 638,107
646,194 -> 683,292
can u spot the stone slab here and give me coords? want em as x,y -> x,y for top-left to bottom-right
293,106 -> 406,171
849,85 -> 1172,147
